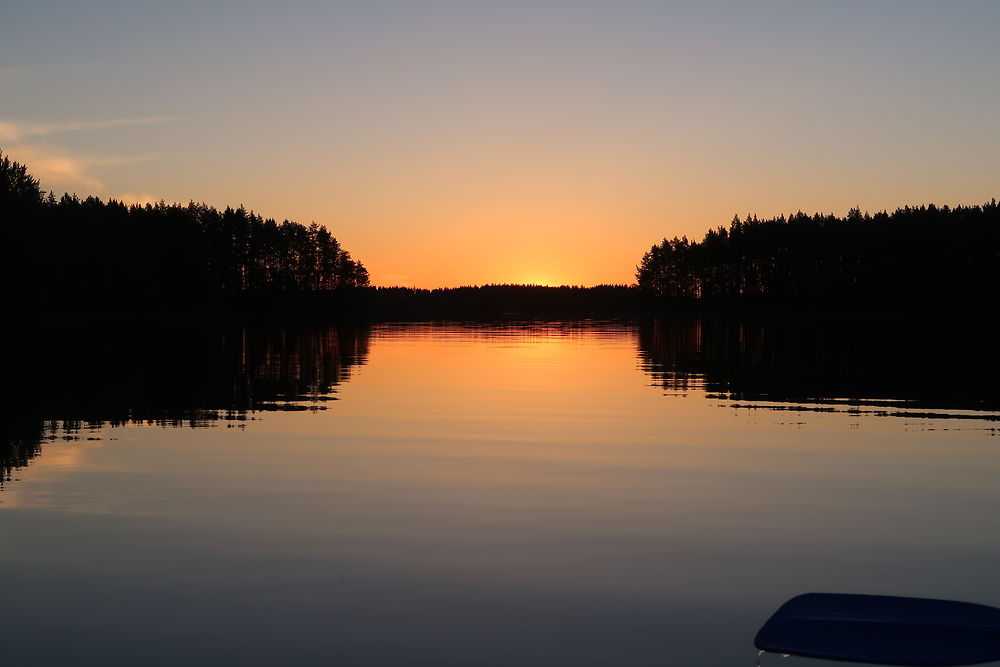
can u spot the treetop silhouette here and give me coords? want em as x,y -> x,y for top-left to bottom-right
1,151 -> 368,308
637,203 -> 1000,305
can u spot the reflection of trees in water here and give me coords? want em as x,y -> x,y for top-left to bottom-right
1,324 -> 370,486
638,317 -> 1000,417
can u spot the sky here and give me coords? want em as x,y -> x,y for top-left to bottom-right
2,0 -> 998,287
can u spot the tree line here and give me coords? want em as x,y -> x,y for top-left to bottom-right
1,152 -> 368,309
637,203 -> 1000,305
7,147 -> 999,315
365,284 -> 639,319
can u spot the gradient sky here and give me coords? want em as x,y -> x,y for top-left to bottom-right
2,1 -> 998,287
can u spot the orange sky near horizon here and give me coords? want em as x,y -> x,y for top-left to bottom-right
3,2 -> 999,288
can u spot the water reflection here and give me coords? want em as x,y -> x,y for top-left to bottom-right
2,323 -> 370,486
638,317 -> 1000,420
2,321 -> 1000,666
9,315 -> 1000,487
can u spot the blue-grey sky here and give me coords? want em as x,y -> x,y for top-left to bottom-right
2,1 -> 998,286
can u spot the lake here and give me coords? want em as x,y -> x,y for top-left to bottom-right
2,318 -> 999,666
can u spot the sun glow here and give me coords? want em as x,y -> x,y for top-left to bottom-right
519,277 -> 561,287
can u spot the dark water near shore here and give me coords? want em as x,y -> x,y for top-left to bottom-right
2,319 -> 999,666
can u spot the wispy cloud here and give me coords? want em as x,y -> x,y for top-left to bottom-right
4,144 -> 103,190
4,144 -> 155,192
0,114 -> 178,193
0,115 -> 180,142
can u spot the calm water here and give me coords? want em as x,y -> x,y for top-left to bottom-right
3,319 -> 999,666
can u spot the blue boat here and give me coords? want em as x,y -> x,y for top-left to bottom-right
755,593 -> 1000,666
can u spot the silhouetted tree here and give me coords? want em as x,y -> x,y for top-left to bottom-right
0,152 -> 369,310
637,201 -> 1000,306
0,152 -> 43,208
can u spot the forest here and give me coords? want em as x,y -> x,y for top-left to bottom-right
636,204 -> 1000,306
6,148 -> 1000,317
1,152 -> 368,311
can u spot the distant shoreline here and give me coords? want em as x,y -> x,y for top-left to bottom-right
12,284 -> 1000,328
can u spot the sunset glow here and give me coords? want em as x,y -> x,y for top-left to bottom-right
5,5 -> 1000,664
2,2 -> 999,287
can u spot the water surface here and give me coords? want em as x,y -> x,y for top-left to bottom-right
3,320 -> 999,666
